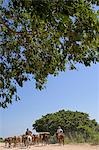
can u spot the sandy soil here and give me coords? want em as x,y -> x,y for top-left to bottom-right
0,143 -> 99,150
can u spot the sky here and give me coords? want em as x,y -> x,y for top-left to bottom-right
0,63 -> 99,138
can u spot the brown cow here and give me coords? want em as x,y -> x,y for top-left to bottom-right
5,136 -> 22,148
39,132 -> 50,145
32,134 -> 40,145
13,136 -> 22,147
32,132 -> 50,145
5,137 -> 12,147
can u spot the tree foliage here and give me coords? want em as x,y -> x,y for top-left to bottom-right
32,109 -> 99,142
0,0 -> 99,108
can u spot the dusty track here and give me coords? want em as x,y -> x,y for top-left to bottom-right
0,143 -> 99,150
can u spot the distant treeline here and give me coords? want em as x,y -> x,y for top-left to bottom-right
0,137 -> 4,142
33,110 -> 99,144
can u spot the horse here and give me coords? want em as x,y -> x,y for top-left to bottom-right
22,134 -> 32,147
56,132 -> 65,145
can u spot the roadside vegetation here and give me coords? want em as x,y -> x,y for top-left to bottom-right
0,138 -> 4,143
33,110 -> 99,145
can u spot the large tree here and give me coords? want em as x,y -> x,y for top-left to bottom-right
0,0 -> 99,108
32,110 -> 98,140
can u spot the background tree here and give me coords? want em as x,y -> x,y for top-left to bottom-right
0,0 -> 99,108
32,109 -> 99,143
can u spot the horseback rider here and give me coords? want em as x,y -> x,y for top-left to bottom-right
24,128 -> 32,147
56,126 -> 63,134
56,126 -> 64,145
25,128 -> 32,135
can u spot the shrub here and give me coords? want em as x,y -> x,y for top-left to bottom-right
49,135 -> 57,144
91,134 -> 99,145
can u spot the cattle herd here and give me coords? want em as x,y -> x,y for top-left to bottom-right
4,132 -> 50,148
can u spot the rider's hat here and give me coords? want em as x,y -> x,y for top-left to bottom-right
58,126 -> 61,129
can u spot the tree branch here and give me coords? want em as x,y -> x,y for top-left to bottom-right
0,17 -> 34,35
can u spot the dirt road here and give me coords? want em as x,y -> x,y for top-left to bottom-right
0,143 -> 99,150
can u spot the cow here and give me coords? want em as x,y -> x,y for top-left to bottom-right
39,132 -> 50,145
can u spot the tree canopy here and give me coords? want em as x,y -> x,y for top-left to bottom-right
32,109 -> 99,142
0,0 -> 99,108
